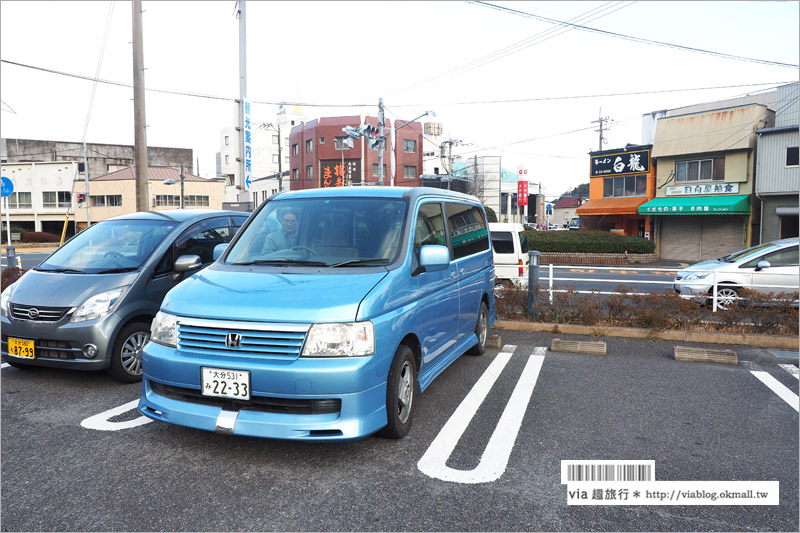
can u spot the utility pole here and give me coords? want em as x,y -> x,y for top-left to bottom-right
378,98 -> 385,186
592,108 -> 611,151
132,0 -> 148,212
237,0 -> 247,201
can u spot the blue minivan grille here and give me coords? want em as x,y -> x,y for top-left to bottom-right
177,319 -> 309,360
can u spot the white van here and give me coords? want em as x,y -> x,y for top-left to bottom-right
488,222 -> 529,289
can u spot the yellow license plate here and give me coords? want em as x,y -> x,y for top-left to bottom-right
8,338 -> 35,359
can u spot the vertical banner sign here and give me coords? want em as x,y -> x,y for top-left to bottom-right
517,166 -> 528,206
244,99 -> 252,190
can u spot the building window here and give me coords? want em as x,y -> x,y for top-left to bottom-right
292,144 -> 299,156
603,175 -> 647,198
305,139 -> 313,153
306,165 -> 313,181
42,191 -> 71,208
292,168 -> 299,181
334,136 -> 349,150
404,139 -> 417,153
675,157 -> 724,182
372,164 -> 387,177
225,135 -> 230,146
184,195 -> 210,207
272,135 -> 279,145
787,146 -> 799,167
7,192 -> 32,209
404,165 -> 417,179
319,137 -> 325,144
272,154 -> 279,164
152,195 -> 181,207
225,155 -> 230,164
89,194 -> 124,207
226,175 -> 235,187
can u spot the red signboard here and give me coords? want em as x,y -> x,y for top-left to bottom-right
517,181 -> 528,205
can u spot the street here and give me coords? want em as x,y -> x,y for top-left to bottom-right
2,329 -> 797,531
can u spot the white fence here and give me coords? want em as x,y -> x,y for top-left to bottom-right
529,264 -> 799,313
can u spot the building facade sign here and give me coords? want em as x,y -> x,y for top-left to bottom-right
591,148 -> 650,177
320,160 -> 361,187
666,183 -> 739,196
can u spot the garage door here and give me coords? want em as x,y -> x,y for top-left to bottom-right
660,216 -> 701,261
700,216 -> 745,261
660,216 -> 746,262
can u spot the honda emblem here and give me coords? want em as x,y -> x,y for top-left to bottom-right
225,333 -> 242,348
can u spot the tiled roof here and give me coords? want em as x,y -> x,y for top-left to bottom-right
91,166 -> 208,182
553,196 -> 582,208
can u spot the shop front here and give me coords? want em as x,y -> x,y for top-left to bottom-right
639,195 -> 751,261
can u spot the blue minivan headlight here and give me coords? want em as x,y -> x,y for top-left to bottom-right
302,322 -> 375,357
150,311 -> 178,347
71,287 -> 127,322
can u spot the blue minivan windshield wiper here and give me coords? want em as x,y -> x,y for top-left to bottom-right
231,259 -> 328,266
330,258 -> 389,268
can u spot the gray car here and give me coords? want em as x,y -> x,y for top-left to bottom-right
1,209 -> 249,382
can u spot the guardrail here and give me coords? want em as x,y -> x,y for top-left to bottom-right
518,252 -> 799,313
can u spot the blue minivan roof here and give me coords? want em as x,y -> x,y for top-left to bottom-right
274,186 -> 480,204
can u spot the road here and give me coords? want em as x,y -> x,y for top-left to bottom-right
2,329 -> 797,531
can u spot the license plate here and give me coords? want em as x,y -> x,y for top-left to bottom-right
8,338 -> 35,359
201,367 -> 250,400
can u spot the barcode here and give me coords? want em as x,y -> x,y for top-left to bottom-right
561,461 -> 655,483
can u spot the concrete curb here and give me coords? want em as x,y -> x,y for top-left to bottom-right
493,320 -> 798,350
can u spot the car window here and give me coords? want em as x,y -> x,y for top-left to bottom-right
445,202 -> 489,260
518,231 -> 529,253
490,232 -> 515,254
175,217 -> 234,265
742,245 -> 799,268
414,203 -> 447,256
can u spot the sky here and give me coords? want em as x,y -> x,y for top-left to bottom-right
1,0 -> 798,199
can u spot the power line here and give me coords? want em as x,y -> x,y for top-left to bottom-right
473,1 -> 799,69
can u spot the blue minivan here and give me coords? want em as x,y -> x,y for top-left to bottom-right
138,187 -> 495,440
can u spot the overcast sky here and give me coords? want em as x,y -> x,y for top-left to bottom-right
1,1 -> 798,198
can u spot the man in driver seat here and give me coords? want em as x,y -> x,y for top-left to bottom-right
262,208 -> 300,252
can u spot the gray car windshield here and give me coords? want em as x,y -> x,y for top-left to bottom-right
37,219 -> 175,274
225,197 -> 408,267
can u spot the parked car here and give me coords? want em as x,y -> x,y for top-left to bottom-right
673,237 -> 799,309
548,224 -> 566,231
568,217 -> 580,231
1,209 -> 250,382
138,187 -> 496,441
489,222 -> 529,292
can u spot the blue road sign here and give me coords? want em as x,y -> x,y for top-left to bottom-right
1,176 -> 14,197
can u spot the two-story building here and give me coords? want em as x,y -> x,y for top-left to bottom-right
639,104 -> 774,261
755,82 -> 799,242
575,144 -> 655,239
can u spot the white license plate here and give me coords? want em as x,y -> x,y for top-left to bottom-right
201,367 -> 250,400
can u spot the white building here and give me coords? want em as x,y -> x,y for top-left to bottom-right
218,104 -> 306,208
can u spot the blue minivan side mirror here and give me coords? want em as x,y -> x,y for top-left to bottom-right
213,243 -> 229,261
419,245 -> 450,272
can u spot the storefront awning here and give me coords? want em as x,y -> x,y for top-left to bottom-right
638,195 -> 750,215
576,197 -> 648,215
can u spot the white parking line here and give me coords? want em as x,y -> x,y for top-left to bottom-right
779,364 -> 799,380
1,363 -> 9,369
750,371 -> 799,412
418,345 -> 546,484
80,399 -> 153,431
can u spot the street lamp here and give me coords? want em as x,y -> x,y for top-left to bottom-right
163,164 -> 185,209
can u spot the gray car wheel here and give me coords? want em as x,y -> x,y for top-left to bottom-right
714,286 -> 739,310
109,321 -> 149,383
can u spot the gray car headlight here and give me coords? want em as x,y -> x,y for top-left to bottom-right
70,287 -> 127,322
683,272 -> 710,281
150,311 -> 179,347
0,285 -> 12,318
301,321 -> 375,357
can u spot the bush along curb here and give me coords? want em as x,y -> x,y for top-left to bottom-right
493,320 -> 798,350
538,252 -> 659,265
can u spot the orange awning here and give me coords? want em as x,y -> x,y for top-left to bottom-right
576,197 -> 648,215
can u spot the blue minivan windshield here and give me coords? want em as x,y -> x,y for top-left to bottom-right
37,219 -> 175,274
226,197 -> 408,267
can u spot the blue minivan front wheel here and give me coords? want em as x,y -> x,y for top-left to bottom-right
466,301 -> 489,356
378,345 -> 417,439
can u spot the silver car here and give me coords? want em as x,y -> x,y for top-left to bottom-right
1,209 -> 249,382
674,237 -> 799,309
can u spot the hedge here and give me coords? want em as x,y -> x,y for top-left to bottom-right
525,230 -> 656,254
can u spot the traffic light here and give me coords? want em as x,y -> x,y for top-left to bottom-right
76,193 -> 85,207
359,124 -> 381,150
342,126 -> 361,140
